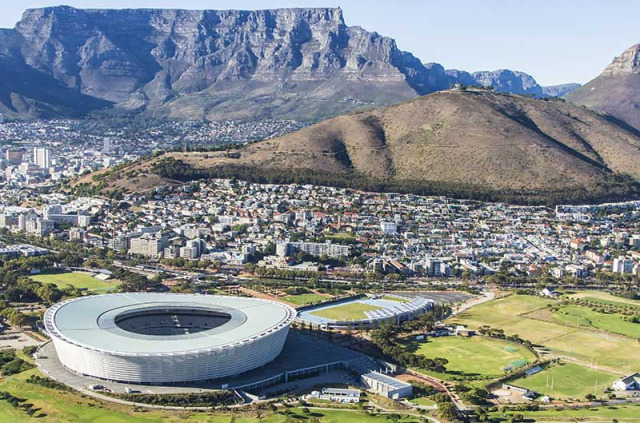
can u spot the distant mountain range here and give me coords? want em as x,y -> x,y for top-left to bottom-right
80,89 -> 640,205
0,6 -> 580,121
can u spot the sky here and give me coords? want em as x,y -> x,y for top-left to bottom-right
1,0 -> 638,86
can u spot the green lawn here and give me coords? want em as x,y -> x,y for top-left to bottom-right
512,362 -> 618,400
490,403 -> 640,422
411,396 -> 437,407
310,302 -> 382,321
281,292 -> 329,306
0,367 -> 423,423
30,272 -> 120,292
451,294 -> 640,373
403,335 -> 536,379
550,305 -> 640,338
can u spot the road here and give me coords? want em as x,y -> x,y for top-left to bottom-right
450,289 -> 496,316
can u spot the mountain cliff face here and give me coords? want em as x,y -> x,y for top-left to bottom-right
0,6 -> 582,121
0,6 -> 459,120
567,43 -> 640,130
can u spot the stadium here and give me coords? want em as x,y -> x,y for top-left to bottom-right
297,294 -> 434,330
43,293 -> 296,384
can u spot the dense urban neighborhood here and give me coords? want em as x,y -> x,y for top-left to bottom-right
0,126 -> 638,423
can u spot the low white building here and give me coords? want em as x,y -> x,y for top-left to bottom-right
310,388 -> 361,403
361,371 -> 413,399
613,373 -> 640,391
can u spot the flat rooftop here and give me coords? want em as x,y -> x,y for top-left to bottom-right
45,293 -> 294,354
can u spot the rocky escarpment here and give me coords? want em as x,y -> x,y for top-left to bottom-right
567,43 -> 640,130
0,6 -> 455,120
0,6 -> 582,121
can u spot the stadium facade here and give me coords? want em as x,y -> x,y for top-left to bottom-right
43,293 -> 296,384
298,295 -> 434,330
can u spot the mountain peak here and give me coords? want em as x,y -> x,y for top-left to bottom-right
603,43 -> 640,75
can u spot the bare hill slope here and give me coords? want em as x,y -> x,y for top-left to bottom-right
79,89 -> 640,204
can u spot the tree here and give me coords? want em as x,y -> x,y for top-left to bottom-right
438,402 -> 458,420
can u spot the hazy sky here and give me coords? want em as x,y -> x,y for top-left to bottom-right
1,0 -> 638,86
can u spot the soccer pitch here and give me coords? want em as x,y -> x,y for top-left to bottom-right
403,335 -> 536,379
310,302 -> 382,320
451,294 -> 640,373
513,362 -> 618,399
30,272 -> 119,292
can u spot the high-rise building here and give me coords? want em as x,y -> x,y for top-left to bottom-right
102,138 -> 112,154
613,256 -> 634,274
33,148 -> 51,169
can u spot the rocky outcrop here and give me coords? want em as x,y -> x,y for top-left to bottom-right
471,69 -> 543,96
0,6 -> 460,120
0,6 -> 581,121
566,43 -> 640,131
602,44 -> 640,76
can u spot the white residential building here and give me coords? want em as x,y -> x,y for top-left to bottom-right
613,256 -> 634,274
33,147 -> 51,169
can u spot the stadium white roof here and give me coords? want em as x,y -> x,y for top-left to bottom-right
44,293 -> 295,356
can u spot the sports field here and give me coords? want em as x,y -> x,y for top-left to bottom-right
513,362 -> 618,399
281,292 -> 329,306
310,302 -> 382,320
451,294 -> 640,373
30,272 -> 120,292
491,403 -> 640,422
403,335 -> 535,379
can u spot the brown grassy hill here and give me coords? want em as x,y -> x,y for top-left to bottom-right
566,73 -> 640,132
77,89 -> 640,204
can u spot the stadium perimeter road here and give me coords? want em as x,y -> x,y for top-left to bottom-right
36,330 -> 378,395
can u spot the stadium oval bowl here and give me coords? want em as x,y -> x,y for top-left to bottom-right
43,293 -> 296,384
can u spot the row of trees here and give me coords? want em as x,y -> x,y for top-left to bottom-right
116,391 -> 235,407
476,326 -> 533,350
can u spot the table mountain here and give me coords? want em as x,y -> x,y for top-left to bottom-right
0,6 -> 454,121
566,43 -> 640,131
0,6 -> 577,121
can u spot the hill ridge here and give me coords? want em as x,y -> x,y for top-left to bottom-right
76,89 -> 640,205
